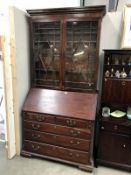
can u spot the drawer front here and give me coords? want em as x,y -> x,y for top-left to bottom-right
23,112 -> 55,124
100,121 -> 131,135
24,121 -> 91,140
23,140 -> 90,164
56,116 -> 93,129
98,131 -> 131,165
24,129 -> 90,151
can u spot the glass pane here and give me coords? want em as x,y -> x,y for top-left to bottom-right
32,21 -> 60,88
65,21 -> 98,90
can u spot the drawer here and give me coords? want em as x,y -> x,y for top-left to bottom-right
24,129 -> 90,151
100,121 -> 131,135
24,121 -> 91,140
23,140 -> 90,164
23,112 -> 55,124
56,116 -> 93,129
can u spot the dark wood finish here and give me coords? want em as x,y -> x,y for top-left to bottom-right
27,6 -> 106,16
23,120 -> 91,140
23,140 -> 90,164
27,6 -> 105,91
55,116 -> 93,129
95,50 -> 131,171
102,78 -> 131,105
97,117 -> 131,171
23,6 -> 105,171
23,112 -> 55,123
24,129 -> 90,151
21,88 -> 98,171
23,88 -> 97,120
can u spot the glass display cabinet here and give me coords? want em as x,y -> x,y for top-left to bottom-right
28,6 -> 105,91
95,50 -> 131,171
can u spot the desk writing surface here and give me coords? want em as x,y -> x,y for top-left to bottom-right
23,88 -> 97,120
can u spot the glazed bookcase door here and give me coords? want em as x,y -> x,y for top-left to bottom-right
32,21 -> 61,89
64,20 -> 98,91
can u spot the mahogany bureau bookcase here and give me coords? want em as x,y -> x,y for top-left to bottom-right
21,6 -> 105,171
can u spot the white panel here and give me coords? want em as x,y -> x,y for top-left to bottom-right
84,0 -> 109,12
2,36 -> 16,158
10,6 -> 30,155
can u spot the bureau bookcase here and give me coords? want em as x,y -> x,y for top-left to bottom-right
21,6 -> 105,171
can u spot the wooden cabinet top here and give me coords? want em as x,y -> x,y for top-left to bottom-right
23,88 -> 97,120
27,6 -> 105,17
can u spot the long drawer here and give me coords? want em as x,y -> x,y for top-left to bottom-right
24,129 -> 90,151
24,120 -> 91,140
100,121 -> 131,135
23,140 -> 90,164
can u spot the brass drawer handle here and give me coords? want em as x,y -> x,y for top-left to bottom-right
69,152 -> 73,156
87,124 -> 91,130
70,130 -> 80,136
66,119 -> 76,127
101,126 -> 104,130
77,131 -> 80,135
32,124 -> 40,130
31,144 -> 40,151
36,115 -> 45,122
77,141 -> 80,145
122,81 -> 126,86
70,140 -> 80,145
32,133 -> 40,139
123,144 -> 126,148
76,154 -> 79,157
70,140 -> 74,144
114,125 -> 118,130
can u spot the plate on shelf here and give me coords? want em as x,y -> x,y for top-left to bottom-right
110,110 -> 126,118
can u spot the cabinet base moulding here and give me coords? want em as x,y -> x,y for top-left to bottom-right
96,159 -> 131,171
21,149 -> 93,172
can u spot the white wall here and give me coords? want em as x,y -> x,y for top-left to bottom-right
84,0 -> 109,11
117,0 -> 131,11
97,11 -> 122,93
85,0 -> 131,11
100,12 -> 122,51
85,0 -> 108,6
8,0 -> 80,11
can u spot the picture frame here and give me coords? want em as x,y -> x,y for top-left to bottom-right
121,5 -> 131,49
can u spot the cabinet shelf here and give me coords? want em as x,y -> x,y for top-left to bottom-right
105,64 -> 131,67
104,77 -> 131,80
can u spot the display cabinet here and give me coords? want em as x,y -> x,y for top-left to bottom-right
95,50 -> 131,171
27,6 -> 105,91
